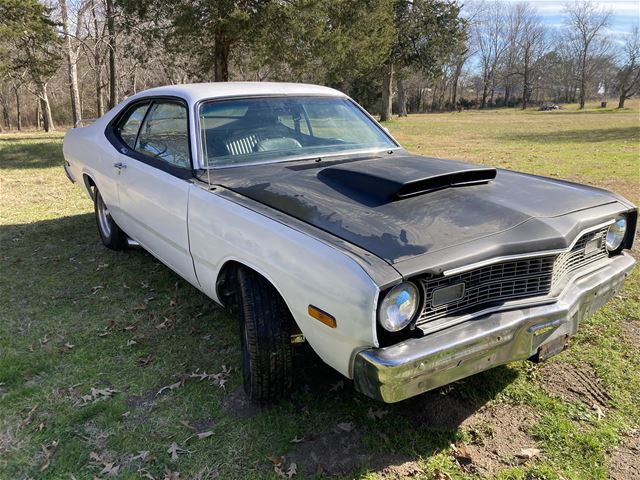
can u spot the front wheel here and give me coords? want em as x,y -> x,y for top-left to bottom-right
237,268 -> 293,403
94,188 -> 127,250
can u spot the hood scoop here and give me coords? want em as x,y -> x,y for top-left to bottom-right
317,155 -> 497,206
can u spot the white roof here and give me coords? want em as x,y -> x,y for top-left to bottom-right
130,82 -> 346,104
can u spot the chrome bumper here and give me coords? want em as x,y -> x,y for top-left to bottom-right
354,252 -> 636,403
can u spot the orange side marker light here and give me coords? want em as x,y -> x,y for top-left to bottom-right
308,305 -> 337,328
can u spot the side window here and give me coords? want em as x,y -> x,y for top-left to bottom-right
135,102 -> 190,169
117,103 -> 149,149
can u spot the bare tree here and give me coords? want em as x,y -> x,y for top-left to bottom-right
615,26 -> 640,108
564,0 -> 612,109
472,0 -> 509,108
59,0 -> 90,126
512,3 -> 546,109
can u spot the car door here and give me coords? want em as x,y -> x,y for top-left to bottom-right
109,98 -> 199,287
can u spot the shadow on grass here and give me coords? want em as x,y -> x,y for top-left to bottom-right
1,213 -> 519,478
0,141 -> 64,169
503,126 -> 639,144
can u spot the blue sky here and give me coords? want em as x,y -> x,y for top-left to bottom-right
464,1 -> 639,39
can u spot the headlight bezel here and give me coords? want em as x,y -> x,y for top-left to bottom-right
606,215 -> 628,253
378,281 -> 421,332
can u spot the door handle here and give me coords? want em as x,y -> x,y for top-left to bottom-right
114,162 -> 127,170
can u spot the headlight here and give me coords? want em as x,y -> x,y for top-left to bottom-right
378,282 -> 420,332
606,215 -> 627,252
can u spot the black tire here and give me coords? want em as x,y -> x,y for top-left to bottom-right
237,268 -> 293,403
94,188 -> 127,250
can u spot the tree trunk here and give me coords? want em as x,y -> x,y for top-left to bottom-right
618,94 -> 626,109
95,59 -> 104,117
106,0 -> 117,109
522,64 -> 529,110
60,0 -> 82,126
397,74 -> 407,117
380,63 -> 393,121
39,83 -> 55,132
579,50 -> 587,109
0,94 -> 10,129
36,97 -> 42,130
481,72 -> 489,109
14,84 -> 21,131
214,30 -> 230,82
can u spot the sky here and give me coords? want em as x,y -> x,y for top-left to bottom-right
491,0 -> 639,37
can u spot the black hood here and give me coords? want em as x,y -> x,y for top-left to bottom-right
211,153 -> 619,266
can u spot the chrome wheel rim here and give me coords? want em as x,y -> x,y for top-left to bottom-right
96,194 -> 112,238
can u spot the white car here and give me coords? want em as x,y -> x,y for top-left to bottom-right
63,82 -> 636,403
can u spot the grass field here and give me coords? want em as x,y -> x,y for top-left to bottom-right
1,101 -> 639,479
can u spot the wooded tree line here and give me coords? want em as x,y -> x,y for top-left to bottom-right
0,0 -> 638,132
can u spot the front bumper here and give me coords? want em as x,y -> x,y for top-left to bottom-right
354,252 -> 636,403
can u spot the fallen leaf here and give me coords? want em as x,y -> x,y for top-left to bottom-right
91,285 -> 104,294
286,462 -> 297,478
132,451 -> 152,462
169,297 -> 180,307
432,470 -> 453,480
329,380 -> 344,392
138,354 -> 155,367
163,465 -> 181,479
132,302 -> 147,310
19,405 -> 37,429
100,462 -> 120,476
157,380 -> 183,396
127,339 -> 137,347
515,447 -> 541,464
167,442 -> 188,461
593,404 -> 605,420
196,431 -> 213,439
336,422 -> 353,432
290,436 -> 305,443
451,442 -> 473,467
75,387 -> 118,406
39,440 -> 58,471
60,342 -> 75,353
123,324 -> 137,332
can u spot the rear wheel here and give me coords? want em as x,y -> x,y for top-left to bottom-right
94,188 -> 127,250
236,268 -> 293,403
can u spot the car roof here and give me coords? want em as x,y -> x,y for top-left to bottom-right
130,82 -> 346,104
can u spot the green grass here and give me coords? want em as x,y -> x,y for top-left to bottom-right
1,102 -> 639,479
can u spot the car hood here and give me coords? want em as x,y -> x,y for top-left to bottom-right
212,152 -> 619,268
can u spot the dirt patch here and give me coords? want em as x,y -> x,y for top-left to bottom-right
610,429 -> 640,480
457,403 -> 540,476
399,389 -> 481,430
221,386 -> 266,420
539,362 -> 611,408
284,426 -> 409,477
376,460 -> 425,479
127,390 -> 157,411
620,320 -> 640,348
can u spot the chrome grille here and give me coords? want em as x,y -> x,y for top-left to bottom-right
551,228 -> 608,287
417,226 -> 609,325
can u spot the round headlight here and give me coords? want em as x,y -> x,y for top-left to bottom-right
606,216 -> 627,252
378,282 -> 420,332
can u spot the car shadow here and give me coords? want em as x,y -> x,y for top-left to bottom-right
502,126 -> 638,144
1,213 -> 520,479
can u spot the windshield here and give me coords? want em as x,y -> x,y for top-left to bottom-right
198,96 -> 397,167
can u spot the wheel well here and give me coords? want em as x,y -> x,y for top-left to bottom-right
216,261 -> 302,335
83,174 -> 96,200
216,260 -> 243,308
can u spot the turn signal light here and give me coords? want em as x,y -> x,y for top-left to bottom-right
308,305 -> 336,328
